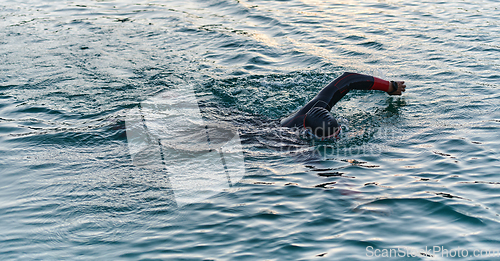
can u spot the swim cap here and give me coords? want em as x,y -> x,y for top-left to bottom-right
303,107 -> 340,140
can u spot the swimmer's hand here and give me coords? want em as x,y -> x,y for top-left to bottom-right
388,81 -> 406,95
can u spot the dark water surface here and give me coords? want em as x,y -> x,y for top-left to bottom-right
1,0 -> 499,260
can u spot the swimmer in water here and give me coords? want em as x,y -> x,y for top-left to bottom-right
280,72 -> 406,140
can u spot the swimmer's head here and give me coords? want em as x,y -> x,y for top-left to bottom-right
304,107 -> 341,140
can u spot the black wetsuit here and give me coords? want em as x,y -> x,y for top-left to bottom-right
280,72 -> 390,130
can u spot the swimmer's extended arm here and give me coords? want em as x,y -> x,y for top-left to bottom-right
280,72 -> 406,128
315,72 -> 405,110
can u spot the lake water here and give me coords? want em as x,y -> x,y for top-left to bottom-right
1,0 -> 499,260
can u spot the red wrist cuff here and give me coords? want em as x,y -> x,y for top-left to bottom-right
371,77 -> 390,92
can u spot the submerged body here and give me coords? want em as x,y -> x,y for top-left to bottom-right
281,72 -> 406,139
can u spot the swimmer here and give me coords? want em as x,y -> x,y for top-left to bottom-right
280,72 -> 406,140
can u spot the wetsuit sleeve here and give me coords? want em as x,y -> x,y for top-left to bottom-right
281,72 -> 391,128
313,73 -> 391,110
370,76 -> 390,92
